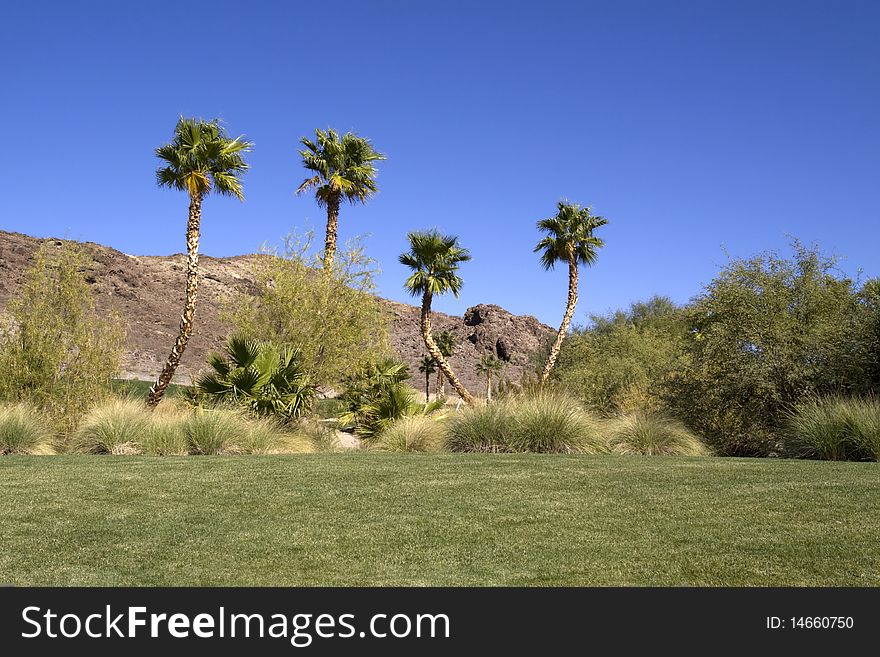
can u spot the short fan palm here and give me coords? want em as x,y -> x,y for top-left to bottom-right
196,335 -> 315,419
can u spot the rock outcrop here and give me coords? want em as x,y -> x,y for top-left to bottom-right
0,231 -> 554,397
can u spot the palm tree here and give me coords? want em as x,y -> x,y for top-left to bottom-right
475,353 -> 504,402
433,330 -> 456,397
296,128 -> 385,271
534,200 -> 607,383
147,118 -> 251,408
400,230 -> 476,406
418,355 -> 437,401
195,334 -> 315,418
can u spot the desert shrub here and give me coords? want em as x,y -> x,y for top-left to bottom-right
554,296 -> 690,415
71,399 -> 149,455
0,404 -> 54,454
784,397 -> 880,461
607,413 -> 710,456
508,391 -> 607,454
228,231 -> 391,387
667,242 -> 870,456
447,391 -> 606,454
0,242 -> 125,438
446,400 -> 514,452
291,419 -> 341,452
373,415 -> 448,453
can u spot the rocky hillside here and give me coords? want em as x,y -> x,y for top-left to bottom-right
0,231 -> 553,398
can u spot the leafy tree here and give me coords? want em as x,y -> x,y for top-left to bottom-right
534,201 -> 607,382
0,243 -> 125,437
148,117 -> 251,407
400,230 -> 476,405
474,354 -> 504,402
229,231 -> 391,387
554,296 -> 690,414
296,128 -> 385,271
418,355 -> 437,401
195,334 -> 315,419
433,330 -> 457,396
667,242 -> 867,456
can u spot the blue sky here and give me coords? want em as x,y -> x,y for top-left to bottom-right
1,0 -> 877,326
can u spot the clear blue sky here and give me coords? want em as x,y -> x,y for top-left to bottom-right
1,0 -> 878,326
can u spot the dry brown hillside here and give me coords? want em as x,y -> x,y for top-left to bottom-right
0,231 -> 553,397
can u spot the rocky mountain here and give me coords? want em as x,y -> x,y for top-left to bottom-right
0,231 -> 554,398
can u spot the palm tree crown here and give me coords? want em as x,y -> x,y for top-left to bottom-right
534,201 -> 607,270
400,230 -> 471,298
156,117 -> 252,200
296,128 -> 385,206
475,353 -> 503,376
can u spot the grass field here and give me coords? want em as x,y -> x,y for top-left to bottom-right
0,454 -> 877,586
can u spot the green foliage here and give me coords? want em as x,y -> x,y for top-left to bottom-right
0,404 -> 54,455
784,396 -> 880,461
72,399 -> 150,455
447,391 -> 606,454
607,413 -> 711,456
667,242 -> 868,456
340,359 -> 445,438
142,412 -> 190,456
554,296 -> 690,414
0,243 -> 125,437
228,231 -> 390,386
372,415 -> 449,453
195,334 -> 315,419
296,128 -> 385,207
475,353 -> 503,377
399,230 -> 471,299
534,200 -> 607,271
156,117 -> 251,200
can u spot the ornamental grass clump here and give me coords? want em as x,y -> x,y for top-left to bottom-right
784,396 -> 880,461
607,412 -> 711,456
0,404 -> 54,455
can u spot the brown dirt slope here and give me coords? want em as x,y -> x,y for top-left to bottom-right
0,231 -> 553,397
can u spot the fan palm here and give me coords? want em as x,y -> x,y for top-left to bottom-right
147,117 -> 251,408
475,353 -> 504,402
534,200 -> 607,382
400,230 -> 476,406
433,330 -> 457,397
296,128 -> 385,271
195,334 -> 315,418
418,355 -> 437,401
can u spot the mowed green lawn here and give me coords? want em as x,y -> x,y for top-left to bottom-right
1,454 -> 877,586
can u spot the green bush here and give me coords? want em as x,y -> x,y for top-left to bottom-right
784,397 -> 880,461
607,413 -> 710,456
142,413 -> 189,456
447,391 -> 606,454
72,399 -> 149,455
0,242 -> 125,438
0,404 -> 54,454
373,416 -> 448,453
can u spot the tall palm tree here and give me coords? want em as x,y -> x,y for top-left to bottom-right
418,355 -> 437,401
534,200 -> 607,383
400,230 -> 476,406
475,353 -> 503,402
146,117 -> 252,408
433,330 -> 456,397
296,128 -> 385,271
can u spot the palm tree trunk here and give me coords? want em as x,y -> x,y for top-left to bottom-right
147,193 -> 202,408
322,193 -> 341,272
425,372 -> 431,402
541,253 -> 579,383
437,369 -> 445,397
486,372 -> 492,402
421,293 -> 475,406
